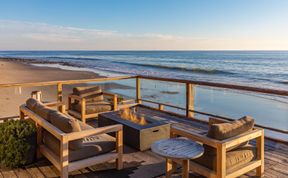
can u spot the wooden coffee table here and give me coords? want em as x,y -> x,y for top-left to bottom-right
151,137 -> 204,178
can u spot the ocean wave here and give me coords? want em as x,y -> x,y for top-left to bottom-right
244,76 -> 288,86
278,81 -> 288,85
45,56 -> 104,62
43,56 -> 234,75
114,62 -> 234,75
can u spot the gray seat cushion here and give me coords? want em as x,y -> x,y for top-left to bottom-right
71,101 -> 112,114
194,145 -> 256,171
43,123 -> 116,162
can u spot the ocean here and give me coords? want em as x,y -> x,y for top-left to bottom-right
0,51 -> 288,136
0,50 -> 288,90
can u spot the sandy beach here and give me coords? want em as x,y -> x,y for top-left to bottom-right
0,58 -> 100,84
0,58 -> 101,118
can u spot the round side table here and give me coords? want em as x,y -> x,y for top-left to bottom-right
151,137 -> 204,178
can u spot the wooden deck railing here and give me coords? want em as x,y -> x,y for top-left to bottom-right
136,76 -> 288,137
0,75 -> 288,140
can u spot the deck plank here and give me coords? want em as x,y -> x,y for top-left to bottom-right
35,160 -> 58,177
25,164 -> 45,178
14,168 -> 31,178
1,169 -> 17,178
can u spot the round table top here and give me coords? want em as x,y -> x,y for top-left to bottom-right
151,137 -> 204,160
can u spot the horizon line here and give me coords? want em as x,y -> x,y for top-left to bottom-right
1,49 -> 288,52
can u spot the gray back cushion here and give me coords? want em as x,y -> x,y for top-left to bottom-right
73,86 -> 104,102
26,98 -> 57,122
204,116 -> 255,155
50,112 -> 83,150
26,98 -> 83,150
207,116 -> 255,140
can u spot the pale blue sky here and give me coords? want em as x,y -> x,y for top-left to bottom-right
0,0 -> 288,50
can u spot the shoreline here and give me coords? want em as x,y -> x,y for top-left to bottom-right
1,56 -> 124,77
0,57 -> 103,84
0,58 -> 129,118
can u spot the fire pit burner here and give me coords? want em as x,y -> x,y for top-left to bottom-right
98,106 -> 170,151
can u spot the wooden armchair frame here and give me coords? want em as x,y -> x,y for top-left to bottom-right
68,91 -> 118,123
170,124 -> 264,178
20,103 -> 123,178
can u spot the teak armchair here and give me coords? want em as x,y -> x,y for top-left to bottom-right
170,121 -> 264,178
20,100 -> 123,178
68,88 -> 118,123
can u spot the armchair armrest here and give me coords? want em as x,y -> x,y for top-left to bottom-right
172,124 -> 264,149
171,124 -> 221,148
222,128 -> 264,149
66,124 -> 123,141
43,101 -> 66,113
43,101 -> 64,107
102,92 -> 118,110
68,94 -> 83,101
102,91 -> 117,98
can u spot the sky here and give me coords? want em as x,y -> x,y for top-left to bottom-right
0,0 -> 288,50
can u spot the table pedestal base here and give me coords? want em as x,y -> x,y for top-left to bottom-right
166,158 -> 190,178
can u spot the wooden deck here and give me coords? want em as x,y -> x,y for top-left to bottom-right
1,107 -> 288,178
1,138 -> 287,178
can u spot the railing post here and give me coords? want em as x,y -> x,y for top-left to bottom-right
31,91 -> 42,101
136,77 -> 142,104
113,95 -> 118,111
57,83 -> 63,111
186,83 -> 195,118
159,104 -> 164,111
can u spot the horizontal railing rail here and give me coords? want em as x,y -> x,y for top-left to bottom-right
139,76 -> 288,97
138,76 -> 288,139
0,76 -> 135,88
140,99 -> 288,134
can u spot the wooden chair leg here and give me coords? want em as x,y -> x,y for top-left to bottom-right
116,129 -> 123,170
60,136 -> 69,178
19,110 -> 25,120
217,145 -> 226,178
36,124 -> 43,159
182,159 -> 189,178
256,132 -> 264,177
256,165 -> 264,177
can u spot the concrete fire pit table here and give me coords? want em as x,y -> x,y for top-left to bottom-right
151,137 -> 204,178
